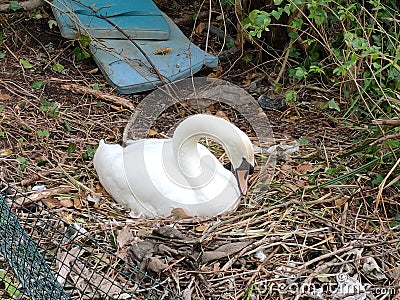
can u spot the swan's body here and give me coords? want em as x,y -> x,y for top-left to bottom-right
94,114 -> 254,217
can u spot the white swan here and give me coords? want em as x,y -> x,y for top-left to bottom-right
93,114 -> 254,217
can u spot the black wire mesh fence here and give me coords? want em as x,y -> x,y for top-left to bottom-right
0,179 -> 181,299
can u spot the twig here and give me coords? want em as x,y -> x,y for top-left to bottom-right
16,186 -> 73,205
375,157 -> 400,211
71,0 -> 167,85
235,245 -> 282,299
370,131 -> 400,145
58,82 -> 135,111
373,119 -> 400,126
200,197 -> 334,243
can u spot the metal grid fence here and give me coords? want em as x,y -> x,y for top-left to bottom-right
0,179 -> 181,299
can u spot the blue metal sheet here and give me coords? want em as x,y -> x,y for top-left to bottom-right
90,14 -> 218,94
51,0 -> 170,40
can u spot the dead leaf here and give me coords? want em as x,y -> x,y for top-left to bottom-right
131,241 -> 156,261
153,47 -> 172,55
60,198 -> 74,208
17,186 -> 72,205
295,161 -> 316,174
0,149 -> 13,156
334,197 -> 349,207
0,93 -> 11,100
73,197 -> 82,209
215,110 -> 230,121
117,226 -> 134,248
195,224 -> 209,232
242,72 -> 259,85
171,207 -> 191,219
148,128 -> 158,137
201,241 -> 251,263
208,65 -> 223,78
195,22 -> 206,34
146,257 -> 168,273
42,197 -> 61,209
362,257 -> 387,281
56,246 -> 85,285
153,226 -> 185,239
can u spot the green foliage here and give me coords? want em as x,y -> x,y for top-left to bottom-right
37,129 -> 49,138
16,156 -> 28,171
244,0 -> 400,187
73,35 -> 91,61
67,142 -> 76,155
82,145 -> 97,161
328,99 -> 340,111
9,1 -> 22,11
48,19 -> 57,29
20,59 -> 33,69
221,0 -> 234,6
32,81 -> 45,89
39,99 -> 59,117
0,270 -> 20,298
52,63 -> 64,72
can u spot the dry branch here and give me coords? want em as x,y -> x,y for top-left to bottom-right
59,83 -> 135,111
373,119 -> 400,126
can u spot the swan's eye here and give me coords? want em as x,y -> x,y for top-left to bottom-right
249,164 -> 254,175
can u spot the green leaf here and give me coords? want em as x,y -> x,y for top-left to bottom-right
298,137 -> 309,145
16,156 -> 28,171
93,83 -> 100,90
39,99 -> 52,111
288,31 -> 299,39
63,120 -> 72,131
290,17 -> 303,29
271,9 -> 282,20
0,132 -> 4,137
328,99 -> 340,111
48,19 -> 58,29
0,105 -> 3,115
37,129 -> 49,138
20,59 -> 33,69
0,270 -> 20,298
67,142 -> 76,155
242,54 -> 253,63
371,174 -> 384,186
82,145 -> 97,161
78,35 -> 91,48
73,47 -> 91,61
285,90 -> 297,102
52,63 -> 64,72
9,1 -> 22,11
49,104 -> 59,117
0,51 -> 5,59
32,81 -> 45,89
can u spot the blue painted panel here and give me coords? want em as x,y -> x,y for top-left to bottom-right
51,0 -> 170,40
90,14 -> 218,94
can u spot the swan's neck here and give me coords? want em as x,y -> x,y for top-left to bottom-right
172,115 -> 249,178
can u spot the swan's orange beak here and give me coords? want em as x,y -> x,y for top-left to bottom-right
235,158 -> 253,195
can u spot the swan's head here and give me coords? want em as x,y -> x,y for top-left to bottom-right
173,114 -> 255,195
226,127 -> 254,196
